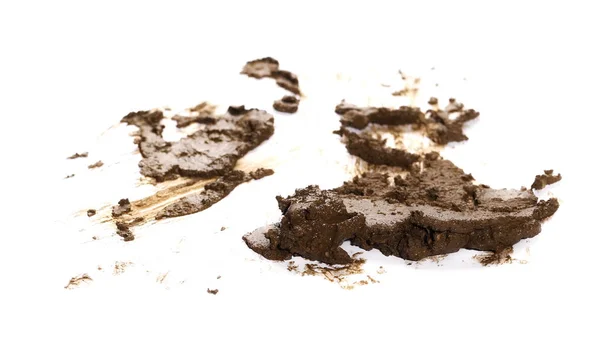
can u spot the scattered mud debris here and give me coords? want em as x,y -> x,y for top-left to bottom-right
241,57 -> 301,95
88,161 -> 104,169
475,247 -> 514,266
287,261 -> 299,272
67,152 -> 88,159
220,227 -> 227,231
121,107 -> 274,182
244,152 -> 559,264
87,209 -> 96,217
113,261 -> 132,275
64,273 -> 92,289
64,174 -> 75,179
207,288 -> 219,295
392,71 -> 420,103
273,95 -> 299,113
531,169 -> 562,190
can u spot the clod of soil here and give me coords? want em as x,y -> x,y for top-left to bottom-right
112,198 -> 132,217
531,169 -> 562,190
244,153 -> 559,264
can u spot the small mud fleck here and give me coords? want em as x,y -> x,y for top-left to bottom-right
88,161 -> 104,169
87,209 -> 96,217
67,152 -> 88,160
64,273 -> 92,289
64,174 -> 75,179
207,288 -> 219,295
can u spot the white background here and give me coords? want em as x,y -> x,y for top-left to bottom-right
1,1 -> 599,337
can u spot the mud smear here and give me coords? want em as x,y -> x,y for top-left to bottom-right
64,273 -> 92,289
104,169 -> 273,241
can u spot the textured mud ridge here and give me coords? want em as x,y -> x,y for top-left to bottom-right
122,106 -> 274,182
335,98 -> 480,148
244,153 -> 559,264
241,57 -> 301,95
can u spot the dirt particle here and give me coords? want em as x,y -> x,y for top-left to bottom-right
207,288 -> 219,295
64,174 -> 75,179
220,227 -> 227,231
87,209 -> 96,217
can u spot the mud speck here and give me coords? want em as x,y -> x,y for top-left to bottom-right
207,288 -> 219,295
113,261 -> 133,275
64,174 -> 75,179
87,209 -> 96,217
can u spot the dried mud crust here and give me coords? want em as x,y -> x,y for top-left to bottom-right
121,106 -> 274,182
244,153 -> 559,264
334,98 -> 480,147
273,95 -> 299,113
241,57 -> 301,95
